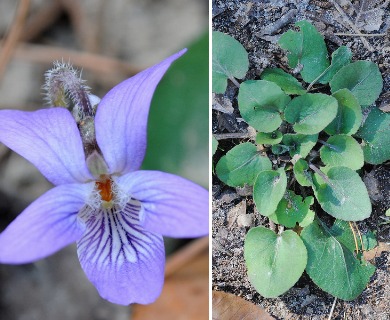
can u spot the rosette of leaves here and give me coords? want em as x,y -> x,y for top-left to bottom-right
213,21 -> 387,300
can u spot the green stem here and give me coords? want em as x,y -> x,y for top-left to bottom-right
308,163 -> 336,189
306,65 -> 331,92
229,76 -> 240,88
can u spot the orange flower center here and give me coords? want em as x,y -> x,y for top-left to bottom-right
96,176 -> 113,202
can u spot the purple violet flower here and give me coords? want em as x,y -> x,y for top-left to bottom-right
0,49 -> 208,305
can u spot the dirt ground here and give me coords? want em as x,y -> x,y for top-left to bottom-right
212,1 -> 390,319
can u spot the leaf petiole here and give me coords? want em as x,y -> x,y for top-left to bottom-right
318,139 -> 343,152
229,76 -> 241,88
308,163 -> 337,189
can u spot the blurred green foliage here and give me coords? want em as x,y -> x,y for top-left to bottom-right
143,32 -> 209,188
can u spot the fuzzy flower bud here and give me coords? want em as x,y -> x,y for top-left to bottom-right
44,61 -> 93,121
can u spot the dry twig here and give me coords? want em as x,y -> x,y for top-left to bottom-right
165,236 -> 208,278
0,0 -> 30,81
328,297 -> 338,320
355,0 -> 390,24
214,132 -> 255,140
214,126 -> 256,141
355,222 -> 365,252
329,0 -> 374,51
335,32 -> 387,37
5,42 -> 142,76
354,0 -> 367,24
59,0 -> 100,52
22,0 -> 62,41
256,9 -> 298,36
349,221 -> 360,253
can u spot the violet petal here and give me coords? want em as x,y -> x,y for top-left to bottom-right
117,170 -> 209,238
77,200 -> 165,305
94,49 -> 187,175
0,183 -> 93,264
0,108 -> 93,185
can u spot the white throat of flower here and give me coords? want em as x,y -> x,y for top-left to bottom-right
85,150 -> 129,212
90,175 -> 129,211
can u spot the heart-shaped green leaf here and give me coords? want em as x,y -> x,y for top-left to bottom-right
282,133 -> 318,158
293,158 -> 313,187
285,93 -> 338,134
325,88 -> 362,135
256,130 -> 283,145
269,191 -> 315,228
253,169 -> 287,216
212,31 -> 249,93
260,68 -> 306,95
216,142 -> 272,187
238,80 -> 291,132
356,108 -> 390,164
313,166 -> 371,221
301,220 -> 375,301
244,227 -> 307,298
316,46 -> 352,84
278,20 -> 329,83
330,61 -> 383,106
320,135 -> 364,170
